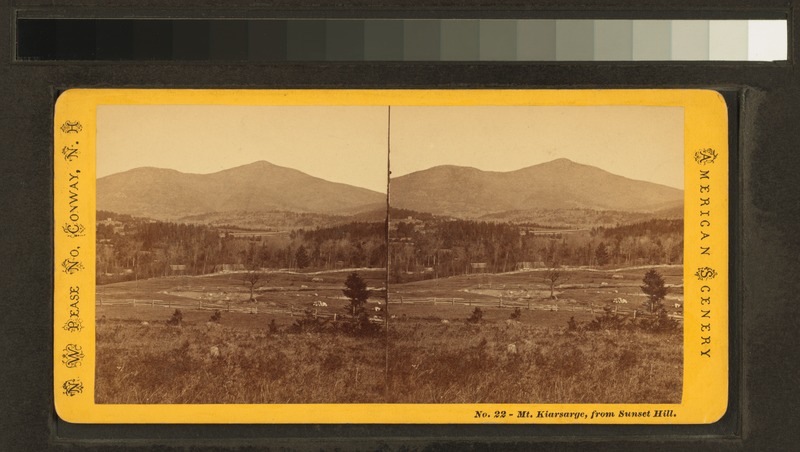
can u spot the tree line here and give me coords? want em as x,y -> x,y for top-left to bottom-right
96,211 -> 386,284
97,210 -> 681,285
389,218 -> 682,282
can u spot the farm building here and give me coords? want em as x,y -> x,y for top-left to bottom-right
470,262 -> 488,273
213,263 -> 246,272
169,264 -> 187,275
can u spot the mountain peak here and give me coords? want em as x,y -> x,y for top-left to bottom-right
391,159 -> 684,218
222,160 -> 278,172
245,160 -> 275,167
97,161 -> 386,219
546,157 -> 576,165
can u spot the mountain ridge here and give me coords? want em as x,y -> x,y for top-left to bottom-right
390,159 -> 683,218
97,161 -> 386,220
98,158 -> 683,223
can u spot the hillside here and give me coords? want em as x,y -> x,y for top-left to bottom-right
390,158 -> 683,218
97,161 -> 386,220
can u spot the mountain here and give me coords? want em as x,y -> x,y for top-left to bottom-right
390,158 -> 683,218
97,161 -> 386,220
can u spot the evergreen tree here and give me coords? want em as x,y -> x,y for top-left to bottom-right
295,245 -> 310,269
341,272 -> 379,335
342,272 -> 370,317
595,242 -> 609,266
641,269 -> 668,313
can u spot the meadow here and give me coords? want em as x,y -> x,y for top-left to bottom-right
95,266 -> 683,405
96,312 -> 681,404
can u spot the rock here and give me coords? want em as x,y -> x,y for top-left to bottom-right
140,321 -> 149,326
209,346 -> 220,358
506,343 -> 518,355
441,319 -> 450,324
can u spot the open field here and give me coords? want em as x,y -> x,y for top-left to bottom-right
98,265 -> 683,320
95,265 -> 682,404
97,268 -> 387,318
390,265 -> 684,319
96,317 -> 681,404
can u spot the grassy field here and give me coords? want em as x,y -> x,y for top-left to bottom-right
95,266 -> 683,405
390,266 -> 684,310
96,316 -> 681,404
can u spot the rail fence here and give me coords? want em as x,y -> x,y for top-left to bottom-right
397,297 -> 682,320
98,296 -> 682,321
97,298 -> 347,320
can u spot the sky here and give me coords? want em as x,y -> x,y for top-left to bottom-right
98,104 -> 684,192
97,105 -> 391,193
390,105 -> 684,189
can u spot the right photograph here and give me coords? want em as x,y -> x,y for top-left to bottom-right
387,105 -> 685,404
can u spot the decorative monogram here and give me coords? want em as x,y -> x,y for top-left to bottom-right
694,148 -> 718,165
61,258 -> 84,275
63,319 -> 83,333
61,344 -> 85,368
60,121 -> 83,134
62,223 -> 86,238
62,378 -> 84,396
62,145 -> 80,162
695,267 -> 717,281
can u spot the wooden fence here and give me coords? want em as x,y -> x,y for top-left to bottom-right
98,297 -> 681,321
97,298 -> 344,320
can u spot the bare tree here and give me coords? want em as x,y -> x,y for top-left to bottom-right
242,268 -> 264,302
543,262 -> 569,300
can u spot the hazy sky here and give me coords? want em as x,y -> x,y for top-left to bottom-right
98,104 -> 684,192
391,106 -> 684,189
97,105 -> 390,193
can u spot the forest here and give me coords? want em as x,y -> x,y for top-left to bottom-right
96,210 -> 681,285
389,217 -> 683,282
96,210 -> 386,284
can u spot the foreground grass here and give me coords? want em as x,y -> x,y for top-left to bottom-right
96,317 -> 681,404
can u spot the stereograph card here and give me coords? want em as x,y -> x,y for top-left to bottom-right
53,89 -> 728,424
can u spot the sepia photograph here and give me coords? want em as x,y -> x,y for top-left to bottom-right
91,99 -> 685,406
94,105 -> 391,404
387,105 -> 685,403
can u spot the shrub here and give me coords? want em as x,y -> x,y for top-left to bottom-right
637,309 -> 681,334
567,316 -> 579,332
467,307 -> 484,323
586,307 -> 631,331
567,307 -> 681,335
510,307 -> 522,320
268,319 -> 280,334
289,309 -> 329,334
339,313 -> 382,336
166,309 -> 183,326
209,310 -> 222,323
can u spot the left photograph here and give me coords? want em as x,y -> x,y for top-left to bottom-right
94,105 -> 389,404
